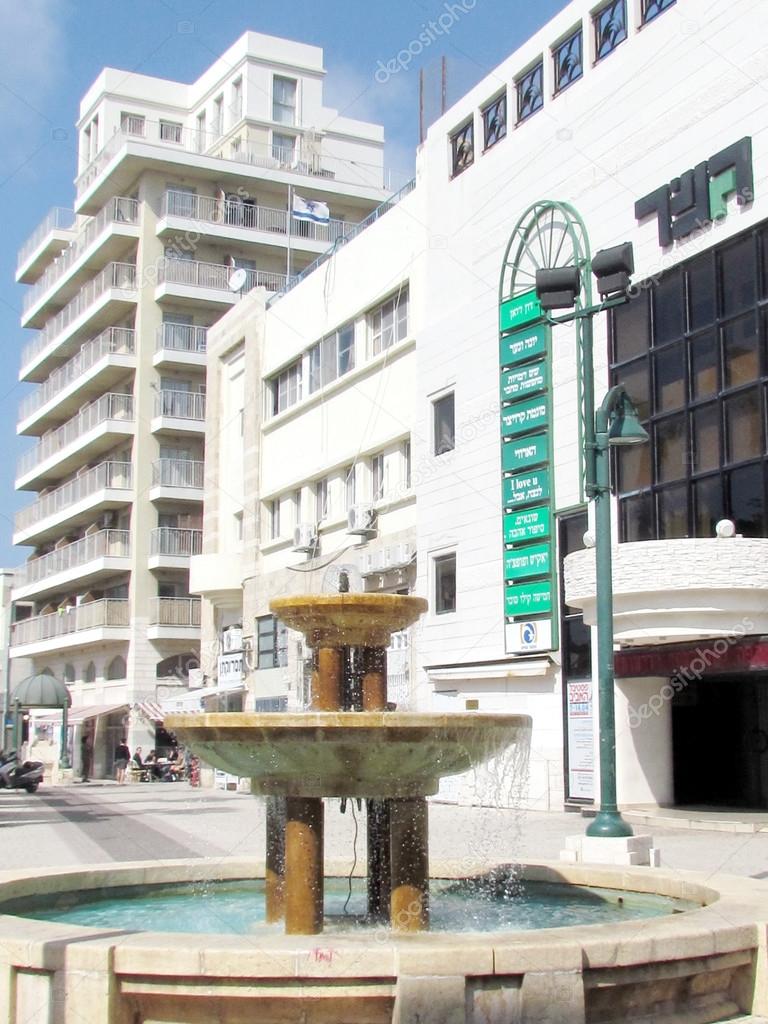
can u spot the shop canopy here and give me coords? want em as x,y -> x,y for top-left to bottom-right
11,672 -> 70,709
34,703 -> 127,725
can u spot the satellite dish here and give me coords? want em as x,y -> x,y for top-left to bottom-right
228,268 -> 248,293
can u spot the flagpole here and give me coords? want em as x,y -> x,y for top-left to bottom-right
287,184 -> 292,283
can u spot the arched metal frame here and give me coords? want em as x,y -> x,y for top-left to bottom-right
499,201 -> 595,503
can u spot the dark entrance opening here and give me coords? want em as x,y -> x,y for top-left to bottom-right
672,675 -> 768,808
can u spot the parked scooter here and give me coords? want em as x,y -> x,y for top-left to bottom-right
0,750 -> 44,793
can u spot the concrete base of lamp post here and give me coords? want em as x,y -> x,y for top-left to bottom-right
560,833 -> 660,867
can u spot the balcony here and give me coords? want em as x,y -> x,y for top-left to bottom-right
21,197 -> 139,328
17,207 -> 76,284
189,552 -> 243,609
149,528 -> 202,570
13,530 -> 131,602
9,598 -> 131,656
155,257 -> 287,307
16,393 -> 135,490
158,190 -> 355,253
148,596 -> 201,640
154,322 -> 207,370
151,389 -> 206,435
18,327 -> 136,435
150,459 -> 204,503
13,460 -> 133,547
20,262 -> 137,382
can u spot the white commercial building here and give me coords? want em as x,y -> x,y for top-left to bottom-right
195,0 -> 768,812
11,31 -> 399,777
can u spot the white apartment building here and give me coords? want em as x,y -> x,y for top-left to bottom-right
11,31 -> 401,778
196,0 -> 768,813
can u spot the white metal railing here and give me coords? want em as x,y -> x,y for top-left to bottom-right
17,393 -> 134,479
21,262 -> 137,370
155,322 -> 207,354
75,123 -> 407,197
157,257 -> 287,294
153,390 -> 206,421
161,190 -> 353,245
11,598 -> 130,646
150,528 -> 202,557
14,461 -> 132,535
16,530 -> 130,587
22,198 -> 139,315
19,327 -> 135,423
151,459 -> 204,490
17,208 -> 76,272
150,597 -> 201,627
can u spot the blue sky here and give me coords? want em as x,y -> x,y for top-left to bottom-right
0,0 -> 566,566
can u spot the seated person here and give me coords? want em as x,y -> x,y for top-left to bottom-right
143,749 -> 162,780
132,746 -> 144,767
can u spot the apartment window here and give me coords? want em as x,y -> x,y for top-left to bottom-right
268,499 -> 280,540
402,439 -> 412,489
371,453 -> 385,501
120,112 -> 145,137
450,121 -> 474,177
213,95 -> 224,137
482,93 -> 507,151
369,288 -> 409,356
434,553 -> 456,615
256,614 -> 288,669
553,28 -> 583,94
433,392 -> 455,455
273,76 -> 297,125
316,478 -> 328,521
594,0 -> 627,61
517,61 -> 544,123
64,664 -> 75,684
232,77 -> 243,121
270,360 -> 302,416
83,661 -> 97,684
345,465 -> 356,509
160,120 -> 182,143
195,111 -> 206,153
642,0 -> 675,25
308,323 -> 354,392
272,131 -> 296,164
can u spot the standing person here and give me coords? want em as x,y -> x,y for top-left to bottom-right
80,732 -> 92,783
114,738 -> 130,784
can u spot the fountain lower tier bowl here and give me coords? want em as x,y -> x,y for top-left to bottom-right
165,712 -> 531,798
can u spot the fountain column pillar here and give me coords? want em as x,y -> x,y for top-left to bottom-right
390,796 -> 429,932
265,796 -> 286,923
284,796 -> 324,935
311,646 -> 343,711
361,646 -> 387,711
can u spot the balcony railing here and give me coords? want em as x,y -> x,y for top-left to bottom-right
22,262 -> 137,370
153,390 -> 206,421
19,327 -> 135,424
157,257 -> 287,294
151,459 -> 204,490
11,598 -> 130,647
150,596 -> 201,627
75,123 -> 407,197
17,207 -> 76,273
14,461 -> 132,535
150,528 -> 202,557
17,393 -> 134,479
161,190 -> 354,245
22,198 -> 139,315
16,530 -> 131,587
156,322 -> 207,354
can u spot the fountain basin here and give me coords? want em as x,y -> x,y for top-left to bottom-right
165,712 -> 531,797
1,858 -> 766,1024
270,593 -> 429,647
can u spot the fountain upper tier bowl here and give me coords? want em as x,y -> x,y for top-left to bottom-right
270,593 -> 429,647
165,712 -> 531,798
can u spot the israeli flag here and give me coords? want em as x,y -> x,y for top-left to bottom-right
292,193 -> 330,224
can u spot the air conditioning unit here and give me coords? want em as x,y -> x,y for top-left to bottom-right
384,543 -> 413,569
347,504 -> 377,538
293,522 -> 318,553
361,549 -> 386,576
222,625 -> 243,653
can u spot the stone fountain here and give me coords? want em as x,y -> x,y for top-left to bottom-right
167,591 -> 529,935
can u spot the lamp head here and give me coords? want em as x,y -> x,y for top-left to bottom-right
535,266 -> 581,310
608,393 -> 648,446
592,242 -> 635,299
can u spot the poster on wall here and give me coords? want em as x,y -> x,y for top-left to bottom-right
566,680 -> 594,801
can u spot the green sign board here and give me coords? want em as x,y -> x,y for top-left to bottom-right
504,542 -> 551,581
500,361 -> 546,402
505,579 -> 553,617
502,432 -> 548,472
503,505 -> 551,545
499,290 -> 542,333
499,323 -> 549,367
503,469 -> 550,509
501,395 -> 549,438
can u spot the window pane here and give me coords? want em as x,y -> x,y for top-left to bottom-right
338,324 -> 354,375
720,236 -> 756,318
729,463 -> 765,536
652,271 -> 684,346
594,0 -> 627,61
451,122 -> 474,176
642,0 -> 676,24
612,292 -> 649,363
617,441 -> 651,493
725,387 -> 762,463
564,617 -> 591,678
483,94 -> 506,149
654,342 -> 685,412
435,555 -> 456,614
655,414 -> 687,482
693,475 -> 724,537
434,393 -> 455,455
723,313 -> 759,389
553,30 -> 582,94
687,255 -> 715,331
620,492 -> 654,541
658,484 -> 688,538
517,62 -> 543,122
617,358 -> 650,421
690,329 -> 718,399
692,403 -> 720,473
